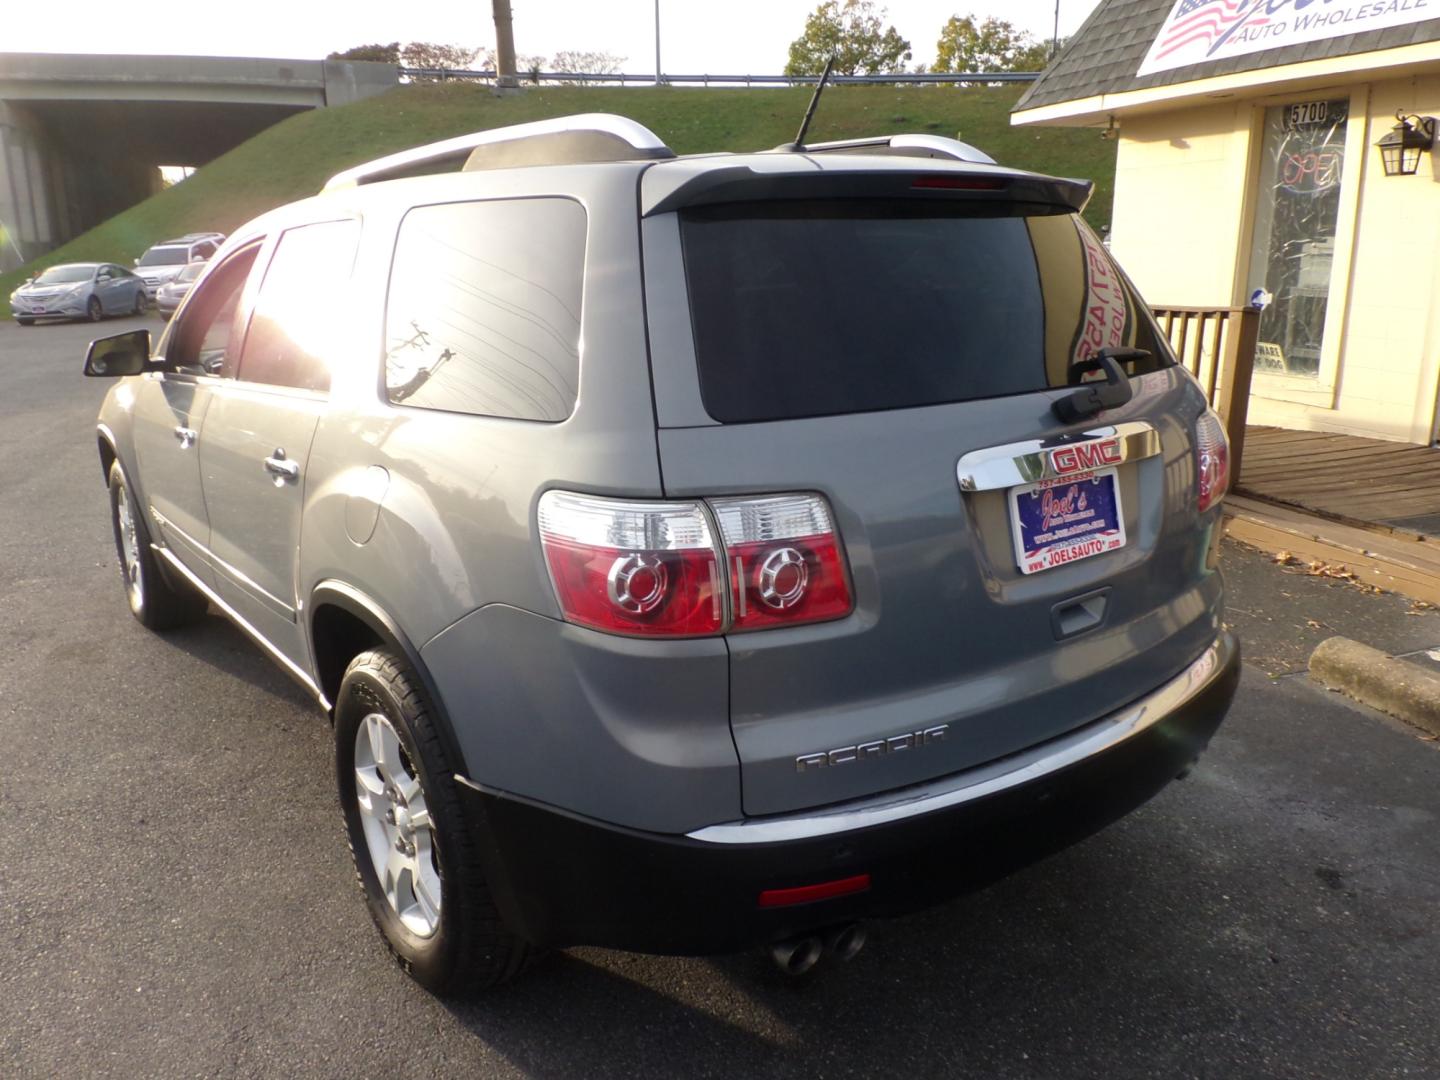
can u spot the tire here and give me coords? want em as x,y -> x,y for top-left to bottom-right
86,296 -> 103,322
132,290 -> 145,315
16,318 -> 33,326
335,649 -> 528,995
107,461 -> 208,630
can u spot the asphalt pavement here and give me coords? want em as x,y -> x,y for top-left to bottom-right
2,314 -> 1438,1079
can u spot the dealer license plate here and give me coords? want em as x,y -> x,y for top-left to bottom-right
1009,467 -> 1126,575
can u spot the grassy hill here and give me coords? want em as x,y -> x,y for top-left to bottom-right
1,83 -> 1115,299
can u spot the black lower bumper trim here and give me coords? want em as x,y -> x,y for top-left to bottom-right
457,636 -> 1240,955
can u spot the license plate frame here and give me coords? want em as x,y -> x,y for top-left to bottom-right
1008,467 -> 1127,575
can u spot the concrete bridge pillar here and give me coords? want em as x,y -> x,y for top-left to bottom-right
0,101 -> 57,273
0,55 -> 398,273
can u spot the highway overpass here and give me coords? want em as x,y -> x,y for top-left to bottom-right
0,53 -> 396,272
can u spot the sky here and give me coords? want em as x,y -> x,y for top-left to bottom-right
5,1 -> 1102,73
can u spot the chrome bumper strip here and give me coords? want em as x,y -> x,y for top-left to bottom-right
686,633 -> 1234,845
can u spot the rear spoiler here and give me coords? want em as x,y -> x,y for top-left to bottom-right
641,165 -> 1093,218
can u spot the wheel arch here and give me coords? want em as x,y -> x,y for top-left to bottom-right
97,425 -> 118,485
311,582 -> 528,951
308,581 -> 468,771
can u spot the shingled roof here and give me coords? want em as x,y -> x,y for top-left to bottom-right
1014,0 -> 1440,115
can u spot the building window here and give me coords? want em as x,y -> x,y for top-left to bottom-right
1245,99 -> 1348,379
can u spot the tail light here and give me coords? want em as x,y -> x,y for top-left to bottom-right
1195,409 -> 1230,512
537,490 -> 853,638
710,494 -> 853,631
537,491 -> 724,637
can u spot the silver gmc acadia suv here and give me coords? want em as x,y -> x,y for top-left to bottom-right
83,113 -> 1240,994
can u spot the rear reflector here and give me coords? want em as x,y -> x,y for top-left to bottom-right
758,873 -> 871,909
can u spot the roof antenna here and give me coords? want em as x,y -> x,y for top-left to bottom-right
782,54 -> 836,152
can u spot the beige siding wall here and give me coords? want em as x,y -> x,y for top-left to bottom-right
1111,103 -> 1253,308
1336,74 -> 1440,444
1110,74 -> 1440,444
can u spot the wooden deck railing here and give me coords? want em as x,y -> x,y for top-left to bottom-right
1151,306 -> 1260,478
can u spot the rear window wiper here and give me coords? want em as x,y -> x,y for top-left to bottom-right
1052,347 -> 1151,424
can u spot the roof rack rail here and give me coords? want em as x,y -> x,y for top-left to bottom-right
322,113 -> 675,191
780,134 -> 996,165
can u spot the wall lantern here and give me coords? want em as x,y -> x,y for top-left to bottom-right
1375,112 -> 1436,176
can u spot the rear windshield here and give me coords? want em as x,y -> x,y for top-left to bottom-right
679,201 -> 1171,424
138,246 -> 188,267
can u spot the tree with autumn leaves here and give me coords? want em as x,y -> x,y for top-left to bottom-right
784,3 -> 1055,76
784,1 -> 913,76
932,15 -> 1053,74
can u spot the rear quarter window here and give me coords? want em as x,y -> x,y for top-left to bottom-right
679,201 -> 1170,424
383,197 -> 585,423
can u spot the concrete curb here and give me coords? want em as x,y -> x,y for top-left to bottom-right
1308,637 -> 1440,738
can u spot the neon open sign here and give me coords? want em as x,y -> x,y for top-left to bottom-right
1281,145 -> 1344,194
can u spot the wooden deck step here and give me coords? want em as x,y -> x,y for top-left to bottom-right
1223,494 -> 1440,605
1237,425 -> 1440,533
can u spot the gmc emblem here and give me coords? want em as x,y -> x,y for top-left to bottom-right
1050,438 -> 1122,476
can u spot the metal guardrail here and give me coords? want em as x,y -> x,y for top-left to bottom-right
398,68 -> 1040,87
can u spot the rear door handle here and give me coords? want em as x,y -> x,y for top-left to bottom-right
263,448 -> 300,482
173,426 -> 197,448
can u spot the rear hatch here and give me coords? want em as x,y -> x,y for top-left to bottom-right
640,158 -> 1226,817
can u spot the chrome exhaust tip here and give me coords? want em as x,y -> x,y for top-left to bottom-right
825,922 -> 867,962
769,934 -> 824,976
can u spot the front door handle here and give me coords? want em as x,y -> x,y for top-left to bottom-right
173,426 -> 197,448
263,448 -> 300,483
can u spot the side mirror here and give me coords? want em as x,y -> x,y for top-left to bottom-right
84,329 -> 153,377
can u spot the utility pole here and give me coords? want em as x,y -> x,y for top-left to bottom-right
1052,0 -> 1061,59
654,0 -> 663,86
493,0 -> 519,89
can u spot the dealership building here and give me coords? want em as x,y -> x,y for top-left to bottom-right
1014,1 -> 1440,445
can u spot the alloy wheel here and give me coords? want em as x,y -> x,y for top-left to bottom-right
114,481 -> 142,606
353,713 -> 442,937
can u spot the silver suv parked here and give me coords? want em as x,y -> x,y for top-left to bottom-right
133,232 -> 224,299
84,113 -> 1239,994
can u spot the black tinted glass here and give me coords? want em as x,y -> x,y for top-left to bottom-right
138,247 -> 187,267
237,219 -> 360,393
680,202 -> 1169,423
384,198 -> 584,422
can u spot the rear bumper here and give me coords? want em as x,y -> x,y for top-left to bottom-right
456,632 -> 1240,955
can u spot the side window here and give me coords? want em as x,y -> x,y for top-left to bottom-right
383,197 -> 584,422
167,246 -> 261,377
96,266 -> 112,281
194,242 -> 216,260
235,219 -> 360,394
